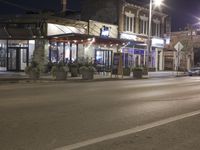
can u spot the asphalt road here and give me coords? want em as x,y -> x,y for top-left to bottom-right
1,77 -> 200,150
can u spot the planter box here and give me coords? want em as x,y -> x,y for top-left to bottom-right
70,67 -> 78,77
82,71 -> 94,80
123,68 -> 131,76
133,70 -> 143,79
142,68 -> 148,75
29,71 -> 40,80
55,71 -> 67,80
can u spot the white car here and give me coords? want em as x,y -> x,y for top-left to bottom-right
188,67 -> 200,76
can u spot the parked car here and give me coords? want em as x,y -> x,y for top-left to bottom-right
188,67 -> 200,76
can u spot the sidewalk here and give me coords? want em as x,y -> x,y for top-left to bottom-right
0,71 -> 187,84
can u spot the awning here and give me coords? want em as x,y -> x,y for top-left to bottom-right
48,33 -> 144,46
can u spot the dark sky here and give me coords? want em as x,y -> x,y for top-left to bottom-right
0,0 -> 200,31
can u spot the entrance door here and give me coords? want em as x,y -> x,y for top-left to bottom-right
8,48 -> 28,71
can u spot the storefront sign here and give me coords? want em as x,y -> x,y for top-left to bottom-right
152,38 -> 164,48
120,33 -> 137,40
89,20 -> 118,38
122,48 -> 144,55
100,26 -> 110,37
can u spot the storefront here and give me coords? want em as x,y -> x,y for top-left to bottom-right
120,33 -> 147,68
151,37 -> 165,71
0,16 -> 132,73
48,34 -> 126,72
0,40 -> 35,71
48,20 -> 123,72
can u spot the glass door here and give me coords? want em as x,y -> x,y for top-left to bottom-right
8,48 -> 28,71
8,48 -> 17,71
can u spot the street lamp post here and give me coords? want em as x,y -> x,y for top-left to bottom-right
146,0 -> 163,73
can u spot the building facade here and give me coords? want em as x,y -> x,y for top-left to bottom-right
0,0 -> 171,72
0,15 -> 127,72
81,0 -> 171,71
165,28 -> 200,71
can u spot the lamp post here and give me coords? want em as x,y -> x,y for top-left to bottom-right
147,0 -> 163,73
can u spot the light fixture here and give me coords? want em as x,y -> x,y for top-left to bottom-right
154,0 -> 164,6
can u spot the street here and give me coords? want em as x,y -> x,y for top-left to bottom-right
1,77 -> 200,150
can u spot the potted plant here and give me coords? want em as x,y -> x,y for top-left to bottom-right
123,67 -> 131,76
43,62 -> 54,74
133,67 -> 143,79
69,62 -> 78,77
51,61 -> 69,80
25,61 -> 41,80
79,65 -> 96,80
142,66 -> 148,75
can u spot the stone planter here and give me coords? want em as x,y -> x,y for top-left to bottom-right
55,71 -> 67,80
70,67 -> 78,77
133,70 -> 143,79
142,68 -> 148,75
29,70 -> 40,80
82,71 -> 94,80
123,68 -> 131,76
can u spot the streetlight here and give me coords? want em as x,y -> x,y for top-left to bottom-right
147,0 -> 163,73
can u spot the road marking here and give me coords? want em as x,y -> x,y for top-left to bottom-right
55,110 -> 200,150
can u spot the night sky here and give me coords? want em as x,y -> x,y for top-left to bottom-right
0,0 -> 200,31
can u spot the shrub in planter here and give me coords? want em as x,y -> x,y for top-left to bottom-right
142,67 -> 148,75
79,66 -> 96,80
123,67 -> 131,76
43,62 -> 54,74
69,63 -> 78,77
25,61 -> 41,80
132,67 -> 143,79
51,62 -> 69,80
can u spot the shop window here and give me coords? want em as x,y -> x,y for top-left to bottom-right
58,42 -> 64,62
95,49 -> 112,72
0,40 -> 7,70
8,40 -> 28,47
71,44 -> 77,62
29,40 -> 35,63
65,43 -> 70,63
50,42 -> 58,63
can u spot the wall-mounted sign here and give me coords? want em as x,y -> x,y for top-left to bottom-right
100,26 -> 110,37
151,38 -> 164,48
89,20 -> 118,38
122,48 -> 145,55
120,33 -> 137,40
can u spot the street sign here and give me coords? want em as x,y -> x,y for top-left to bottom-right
174,42 -> 184,51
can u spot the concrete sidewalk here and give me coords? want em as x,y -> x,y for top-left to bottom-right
0,71 -> 187,83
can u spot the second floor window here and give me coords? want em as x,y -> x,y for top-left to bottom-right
152,18 -> 161,37
124,11 -> 135,32
139,16 -> 148,35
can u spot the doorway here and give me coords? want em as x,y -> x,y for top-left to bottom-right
7,47 -> 28,71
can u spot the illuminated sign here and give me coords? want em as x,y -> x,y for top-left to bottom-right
152,38 -> 164,48
100,26 -> 110,37
120,33 -> 137,40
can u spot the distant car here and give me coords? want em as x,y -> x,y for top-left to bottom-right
188,67 -> 200,76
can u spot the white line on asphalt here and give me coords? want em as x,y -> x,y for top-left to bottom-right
55,110 -> 200,150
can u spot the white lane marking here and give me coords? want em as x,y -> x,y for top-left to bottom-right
55,110 -> 200,150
